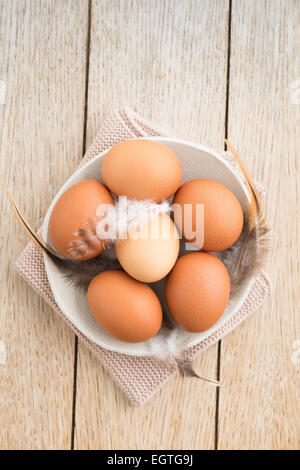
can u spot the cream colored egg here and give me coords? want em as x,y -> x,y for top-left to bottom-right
115,214 -> 180,283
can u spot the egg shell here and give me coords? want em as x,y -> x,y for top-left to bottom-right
115,214 -> 180,283
49,179 -> 114,260
87,271 -> 163,343
173,179 -> 244,251
102,139 -> 182,202
165,252 -> 230,332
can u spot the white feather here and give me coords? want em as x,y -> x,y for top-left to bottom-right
147,325 -> 191,360
96,197 -> 171,242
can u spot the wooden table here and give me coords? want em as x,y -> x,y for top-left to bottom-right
1,0 -> 299,450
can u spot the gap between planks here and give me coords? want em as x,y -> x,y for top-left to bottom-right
215,0 -> 232,451
71,0 -> 92,451
70,0 -> 232,450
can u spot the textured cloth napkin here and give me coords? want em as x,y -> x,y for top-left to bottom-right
16,108 -> 272,406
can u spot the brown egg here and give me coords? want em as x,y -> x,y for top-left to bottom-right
115,214 -> 180,283
49,179 -> 114,260
165,252 -> 230,332
173,179 -> 244,251
102,139 -> 182,202
87,271 -> 163,343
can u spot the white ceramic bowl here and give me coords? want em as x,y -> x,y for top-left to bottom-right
43,137 -> 251,356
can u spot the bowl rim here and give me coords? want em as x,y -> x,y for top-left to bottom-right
42,136 -> 253,356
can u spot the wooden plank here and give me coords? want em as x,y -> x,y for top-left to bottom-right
0,0 -> 88,449
74,0 -> 230,450
218,0 -> 300,449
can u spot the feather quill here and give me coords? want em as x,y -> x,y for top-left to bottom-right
219,140 -> 269,291
148,325 -> 220,384
7,188 -> 121,290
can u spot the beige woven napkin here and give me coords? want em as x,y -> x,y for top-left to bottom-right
16,108 -> 272,406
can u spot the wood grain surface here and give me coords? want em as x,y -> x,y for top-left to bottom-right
74,0 -> 229,450
0,0 -> 88,449
0,0 -> 299,450
218,0 -> 300,450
